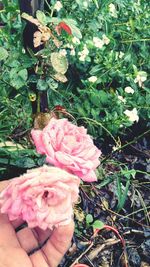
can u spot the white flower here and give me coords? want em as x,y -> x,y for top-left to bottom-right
134,71 -> 147,88
102,34 -> 110,45
70,49 -> 76,56
109,3 -> 116,12
88,76 -> 97,83
119,51 -> 124,59
78,45 -> 89,61
65,43 -> 74,49
124,86 -> 134,94
93,37 -> 104,49
83,1 -> 88,8
79,55 -> 85,61
83,45 -> 89,55
124,108 -> 139,122
109,3 -> 118,18
72,37 -> 80,45
118,95 -> 126,103
54,1 -> 63,11
115,51 -> 124,60
59,49 -> 67,56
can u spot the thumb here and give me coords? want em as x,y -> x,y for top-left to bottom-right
42,220 -> 74,267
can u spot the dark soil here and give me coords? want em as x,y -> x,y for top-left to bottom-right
60,124 -> 150,267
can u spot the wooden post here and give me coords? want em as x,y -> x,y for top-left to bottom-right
19,0 -> 48,114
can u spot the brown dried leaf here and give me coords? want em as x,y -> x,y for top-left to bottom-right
74,206 -> 85,222
53,73 -> 68,83
33,31 -> 42,48
33,112 -> 57,129
141,262 -> 150,267
21,13 -> 40,27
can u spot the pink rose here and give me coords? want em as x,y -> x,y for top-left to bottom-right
0,166 -> 80,230
31,118 -> 101,182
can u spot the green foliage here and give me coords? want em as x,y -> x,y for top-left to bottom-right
86,214 -> 104,229
0,47 -> 8,60
59,0 -> 150,137
0,146 -> 46,179
97,161 -> 137,211
1,0 -> 149,139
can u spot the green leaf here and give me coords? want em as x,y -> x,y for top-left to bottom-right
86,214 -> 93,224
51,52 -> 68,74
37,79 -> 48,91
18,69 -> 28,81
93,0 -> 99,8
10,68 -> 17,80
0,47 -> 8,61
116,177 -> 130,211
92,220 -> 104,230
11,77 -> 26,89
9,69 -> 28,89
121,169 -> 136,179
76,104 -> 87,116
15,157 -> 36,168
36,10 -> 46,25
99,91 -> 108,105
90,93 -> 100,107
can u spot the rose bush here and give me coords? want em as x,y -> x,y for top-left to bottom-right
0,165 -> 80,230
31,118 -> 101,182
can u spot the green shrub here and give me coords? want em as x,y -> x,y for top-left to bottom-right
0,0 -> 149,140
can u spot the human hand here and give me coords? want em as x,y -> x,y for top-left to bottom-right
0,181 -> 74,267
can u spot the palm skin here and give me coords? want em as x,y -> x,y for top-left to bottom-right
0,181 -> 74,267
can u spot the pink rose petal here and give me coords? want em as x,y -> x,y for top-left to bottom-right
31,118 -> 101,182
0,166 -> 80,230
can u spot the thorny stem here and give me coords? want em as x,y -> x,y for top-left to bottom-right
101,128 -> 150,163
78,117 -> 118,145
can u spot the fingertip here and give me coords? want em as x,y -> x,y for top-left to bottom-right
54,220 -> 74,241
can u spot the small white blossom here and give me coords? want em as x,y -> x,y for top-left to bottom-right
124,108 -> 139,122
70,49 -> 76,56
115,51 -> 124,60
54,1 -> 63,11
65,43 -> 74,49
119,51 -> 124,59
72,37 -> 80,45
124,86 -> 134,94
78,45 -> 89,61
79,55 -> 85,61
118,95 -> 126,103
83,1 -> 88,8
59,49 -> 67,56
93,37 -> 104,49
134,71 -> 147,88
109,3 -> 118,18
102,34 -> 110,45
88,76 -> 97,83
